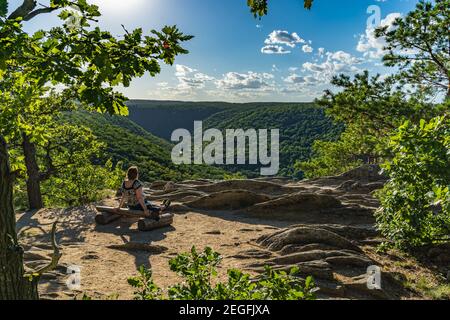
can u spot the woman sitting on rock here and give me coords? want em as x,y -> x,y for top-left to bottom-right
116,166 -> 170,221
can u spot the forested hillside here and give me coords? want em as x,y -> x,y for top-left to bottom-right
204,104 -> 342,178
126,101 -> 342,178
63,111 -> 229,182
127,100 -> 234,140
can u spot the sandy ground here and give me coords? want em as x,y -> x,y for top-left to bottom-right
15,172 -> 448,300
16,201 -> 293,300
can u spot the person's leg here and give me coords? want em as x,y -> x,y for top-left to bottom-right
129,203 -> 153,218
145,202 -> 161,221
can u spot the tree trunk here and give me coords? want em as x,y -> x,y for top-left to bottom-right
22,134 -> 43,210
0,135 -> 38,300
447,82 -> 450,102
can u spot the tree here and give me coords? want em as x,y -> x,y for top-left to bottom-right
15,91 -> 77,209
0,0 -> 192,299
375,116 -> 450,248
375,0 -> 450,99
319,72 -> 442,133
298,71 -> 442,177
300,0 -> 449,178
1,1 -> 192,209
247,0 -> 314,18
296,123 -> 377,178
38,124 -> 124,207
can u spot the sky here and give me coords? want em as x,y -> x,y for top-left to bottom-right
9,0 -> 420,102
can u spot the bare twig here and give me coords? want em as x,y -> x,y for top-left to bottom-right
29,221 -> 62,277
121,24 -> 130,35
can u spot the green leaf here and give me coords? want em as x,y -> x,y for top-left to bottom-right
0,0 -> 7,17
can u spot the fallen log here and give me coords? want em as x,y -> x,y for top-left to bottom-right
95,206 -> 174,231
138,213 -> 174,231
96,206 -> 153,218
95,212 -> 121,225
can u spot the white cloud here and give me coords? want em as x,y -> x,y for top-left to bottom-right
193,73 -> 215,82
327,50 -> 363,65
356,12 -> 401,59
175,64 -> 197,77
178,77 -> 206,89
264,30 -> 305,48
299,50 -> 364,84
317,47 -> 326,59
284,74 -> 319,85
302,44 -> 313,53
216,72 -> 274,90
158,47 -> 367,102
261,45 -> 291,55
284,74 -> 306,84
167,65 -> 216,91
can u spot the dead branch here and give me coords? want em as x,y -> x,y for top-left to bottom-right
29,221 -> 62,277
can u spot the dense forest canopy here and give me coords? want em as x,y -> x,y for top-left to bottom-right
124,100 -> 342,178
204,103 -> 342,178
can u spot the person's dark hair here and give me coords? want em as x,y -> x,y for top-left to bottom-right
127,166 -> 139,181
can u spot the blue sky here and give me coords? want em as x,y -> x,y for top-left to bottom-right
10,0 -> 419,102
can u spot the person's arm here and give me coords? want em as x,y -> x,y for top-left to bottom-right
115,184 -> 126,211
116,195 -> 125,210
136,187 -> 150,216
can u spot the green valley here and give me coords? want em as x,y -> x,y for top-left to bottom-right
125,100 -> 342,178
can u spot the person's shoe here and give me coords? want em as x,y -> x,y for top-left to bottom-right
163,200 -> 171,209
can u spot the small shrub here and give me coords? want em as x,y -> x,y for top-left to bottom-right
128,246 -> 316,300
375,116 -> 450,249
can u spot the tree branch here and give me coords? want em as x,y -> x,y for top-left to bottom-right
23,6 -> 59,21
7,0 -> 37,20
7,0 -> 60,21
28,221 -> 61,277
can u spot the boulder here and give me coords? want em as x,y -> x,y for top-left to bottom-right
258,226 -> 362,252
289,224 -> 379,240
185,190 -> 271,210
193,179 -> 298,195
337,165 -> 386,183
246,193 -> 342,217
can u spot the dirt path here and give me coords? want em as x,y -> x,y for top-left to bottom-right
16,170 -> 447,300
17,204 -> 292,300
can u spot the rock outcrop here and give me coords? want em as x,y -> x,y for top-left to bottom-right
238,224 -> 404,299
140,165 -> 403,299
143,165 -> 385,225
22,164 -> 426,300
185,190 -> 271,210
